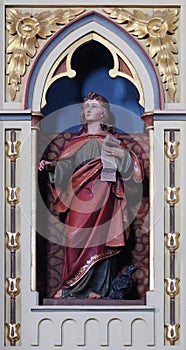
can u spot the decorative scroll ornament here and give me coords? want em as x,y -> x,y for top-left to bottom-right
6,8 -> 85,101
103,8 -> 179,102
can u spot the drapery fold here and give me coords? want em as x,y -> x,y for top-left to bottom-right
48,133 -> 144,291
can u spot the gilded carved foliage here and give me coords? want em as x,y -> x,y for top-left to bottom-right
6,8 -> 84,101
6,8 -> 179,103
103,8 -> 179,102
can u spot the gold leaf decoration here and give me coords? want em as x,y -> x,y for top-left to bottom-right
6,8 -> 85,101
103,8 -> 179,102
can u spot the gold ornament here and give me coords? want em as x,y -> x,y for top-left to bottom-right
165,186 -> 180,205
165,323 -> 180,343
103,8 -> 179,102
5,140 -> 21,159
164,140 -> 179,159
6,187 -> 20,204
165,232 -> 180,251
6,8 -> 85,101
6,323 -> 20,342
6,232 -> 20,250
165,277 -> 180,296
6,277 -> 21,296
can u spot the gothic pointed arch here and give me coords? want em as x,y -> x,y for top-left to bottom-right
24,11 -> 164,113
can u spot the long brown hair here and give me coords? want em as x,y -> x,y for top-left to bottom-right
80,92 -> 115,133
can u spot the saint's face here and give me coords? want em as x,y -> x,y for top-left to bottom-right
83,99 -> 104,123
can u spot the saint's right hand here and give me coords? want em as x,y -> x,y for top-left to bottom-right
38,160 -> 52,171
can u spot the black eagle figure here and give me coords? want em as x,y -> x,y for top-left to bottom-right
109,265 -> 137,300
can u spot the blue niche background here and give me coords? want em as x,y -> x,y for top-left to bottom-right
41,41 -> 144,134
37,40 -> 148,303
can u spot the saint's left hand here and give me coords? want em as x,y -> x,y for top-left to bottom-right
102,145 -> 124,160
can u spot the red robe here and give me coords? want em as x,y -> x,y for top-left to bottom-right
50,133 -> 144,289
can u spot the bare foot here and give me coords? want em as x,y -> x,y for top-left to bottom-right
89,292 -> 101,299
54,289 -> 62,298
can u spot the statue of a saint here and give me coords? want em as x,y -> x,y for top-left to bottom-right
39,92 -> 144,299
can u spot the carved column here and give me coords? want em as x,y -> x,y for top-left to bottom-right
31,112 -> 43,291
141,112 -> 154,291
164,130 -> 180,345
5,130 -> 21,345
